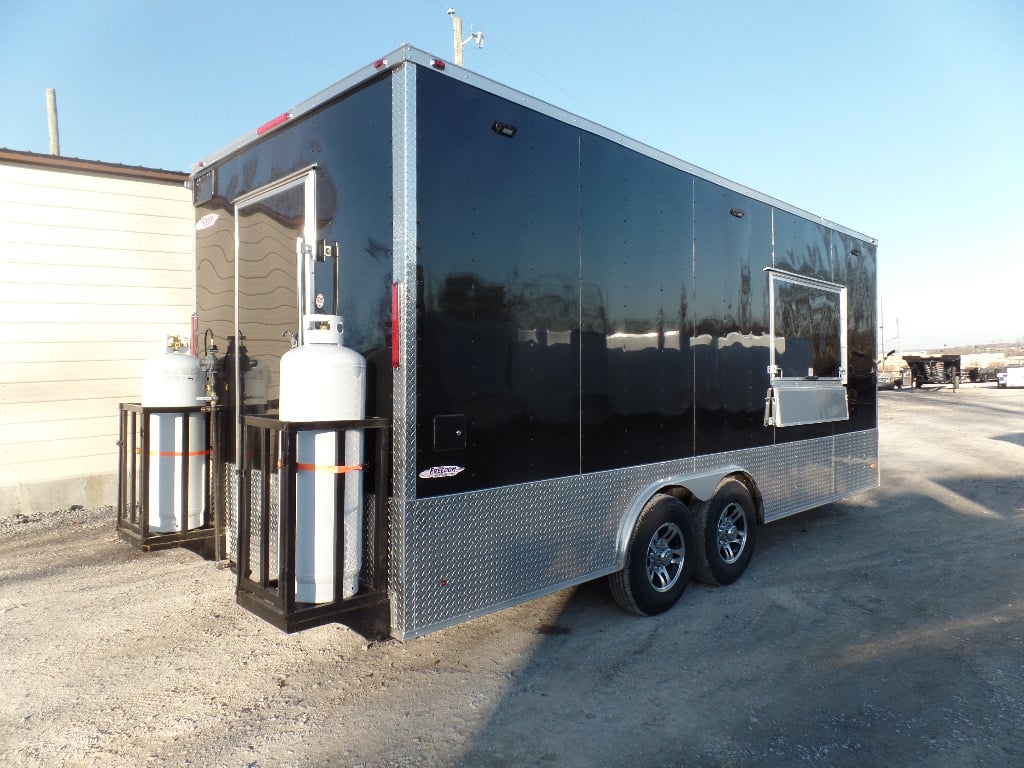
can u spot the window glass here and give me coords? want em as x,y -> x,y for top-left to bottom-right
773,277 -> 841,378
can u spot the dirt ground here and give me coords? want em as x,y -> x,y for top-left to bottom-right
1,384 -> 1022,767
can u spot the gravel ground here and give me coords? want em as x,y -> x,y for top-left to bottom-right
1,383 -> 1022,767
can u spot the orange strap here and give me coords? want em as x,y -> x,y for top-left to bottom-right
295,462 -> 366,474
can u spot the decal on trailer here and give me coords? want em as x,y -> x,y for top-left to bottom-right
418,466 -> 465,479
196,213 -> 220,231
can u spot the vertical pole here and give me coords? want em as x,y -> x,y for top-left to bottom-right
129,410 -> 138,526
879,300 -> 884,365
280,426 -> 296,611
46,88 -> 60,156
117,406 -> 127,528
333,242 -> 340,317
211,409 -> 223,560
140,411 -> 150,537
373,421 -> 390,590
453,13 -> 464,66
259,426 -> 272,589
180,411 -> 191,532
335,427 -> 345,602
237,423 -> 251,588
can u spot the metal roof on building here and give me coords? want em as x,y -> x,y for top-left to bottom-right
0,148 -> 187,184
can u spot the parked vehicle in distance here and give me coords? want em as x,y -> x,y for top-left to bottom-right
999,368 -> 1024,388
877,372 -> 902,390
997,371 -> 1007,387
967,367 -> 1000,383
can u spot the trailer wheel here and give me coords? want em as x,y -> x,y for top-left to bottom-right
694,479 -> 757,586
609,494 -> 695,616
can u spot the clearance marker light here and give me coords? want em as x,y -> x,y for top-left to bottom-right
374,58 -> 388,69
430,58 -> 446,70
492,121 -> 517,138
391,282 -> 400,368
256,111 -> 291,135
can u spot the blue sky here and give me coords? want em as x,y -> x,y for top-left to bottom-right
2,0 -> 1022,351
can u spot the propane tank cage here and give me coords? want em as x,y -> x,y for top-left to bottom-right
116,403 -> 223,554
236,415 -> 392,635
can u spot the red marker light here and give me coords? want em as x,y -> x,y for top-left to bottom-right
430,58 -> 446,70
256,112 -> 291,135
391,282 -> 400,369
374,58 -> 387,69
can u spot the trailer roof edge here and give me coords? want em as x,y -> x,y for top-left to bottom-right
191,44 -> 876,244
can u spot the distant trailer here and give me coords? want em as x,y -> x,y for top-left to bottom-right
904,354 -> 960,389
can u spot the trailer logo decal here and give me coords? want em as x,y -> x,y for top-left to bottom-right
418,465 -> 465,479
196,213 -> 220,231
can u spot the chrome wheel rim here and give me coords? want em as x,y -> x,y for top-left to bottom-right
645,521 -> 686,592
716,502 -> 748,564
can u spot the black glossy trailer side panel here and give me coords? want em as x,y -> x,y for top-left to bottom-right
196,62 -> 877,499
413,67 -> 876,497
834,231 -> 878,434
692,180 -> 773,455
415,69 -> 582,496
194,77 -> 394,421
579,132 -> 695,471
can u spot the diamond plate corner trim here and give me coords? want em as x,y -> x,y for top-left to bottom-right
391,428 -> 879,638
391,62 -> 418,505
833,428 -> 879,502
388,495 -> 407,634
390,62 -> 418,633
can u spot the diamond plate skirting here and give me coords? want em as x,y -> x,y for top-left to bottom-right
224,461 -> 279,578
224,462 -> 238,561
390,428 -> 878,639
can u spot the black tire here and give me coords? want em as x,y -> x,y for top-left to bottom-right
609,493 -> 695,616
693,478 -> 757,586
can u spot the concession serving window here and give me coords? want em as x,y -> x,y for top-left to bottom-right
764,268 -> 849,427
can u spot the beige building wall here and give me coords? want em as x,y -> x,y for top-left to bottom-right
0,151 -> 193,518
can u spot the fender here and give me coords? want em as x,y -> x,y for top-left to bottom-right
614,466 -> 748,565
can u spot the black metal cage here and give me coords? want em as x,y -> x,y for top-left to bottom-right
116,403 -> 221,552
235,415 -> 391,635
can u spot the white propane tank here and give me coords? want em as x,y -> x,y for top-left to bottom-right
279,315 -> 366,603
141,336 -> 207,532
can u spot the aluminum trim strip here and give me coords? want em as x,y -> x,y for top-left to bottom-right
763,266 -> 847,292
767,268 -> 849,386
390,63 -> 418,635
230,164 -> 318,207
392,62 -> 418,504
